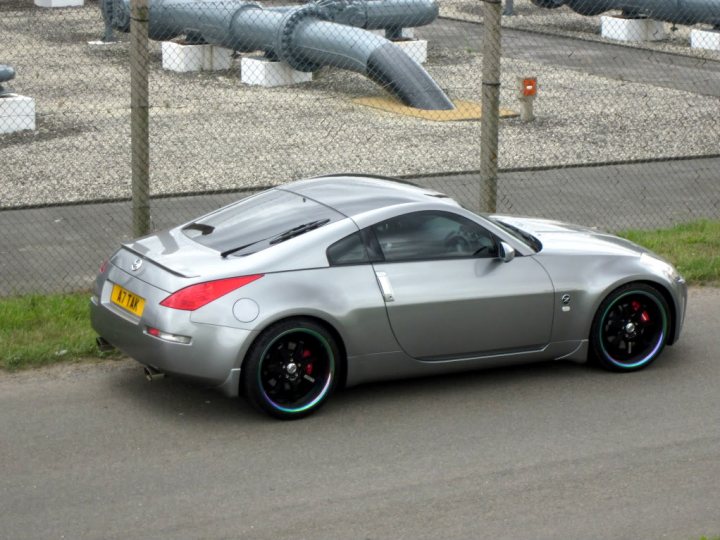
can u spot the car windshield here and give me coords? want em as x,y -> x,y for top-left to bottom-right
182,189 -> 342,256
488,217 -> 542,252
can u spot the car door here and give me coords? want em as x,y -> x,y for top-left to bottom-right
368,210 -> 555,359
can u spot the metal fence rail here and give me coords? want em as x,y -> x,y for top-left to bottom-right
1,0 -> 718,296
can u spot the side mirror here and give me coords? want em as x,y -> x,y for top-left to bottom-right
499,241 -> 516,263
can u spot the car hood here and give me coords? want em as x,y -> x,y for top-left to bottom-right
492,216 -> 647,257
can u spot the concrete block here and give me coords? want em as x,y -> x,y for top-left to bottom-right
601,16 -> 666,42
690,28 -> 720,51
240,57 -> 312,87
371,27 -> 416,39
0,95 -> 36,134
34,0 -> 84,7
393,39 -> 428,64
161,41 -> 233,72
87,40 -> 121,47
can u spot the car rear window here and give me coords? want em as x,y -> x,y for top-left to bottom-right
182,189 -> 343,256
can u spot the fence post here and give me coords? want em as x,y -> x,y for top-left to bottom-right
130,0 -> 151,237
480,0 -> 502,213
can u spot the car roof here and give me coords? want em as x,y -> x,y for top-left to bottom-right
278,174 -> 459,217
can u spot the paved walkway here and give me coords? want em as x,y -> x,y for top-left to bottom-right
422,18 -> 720,97
1,157 -> 718,296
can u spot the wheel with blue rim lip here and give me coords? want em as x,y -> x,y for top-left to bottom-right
590,283 -> 670,372
242,318 -> 339,419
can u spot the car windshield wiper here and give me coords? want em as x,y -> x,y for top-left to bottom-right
220,219 -> 331,258
268,219 -> 330,245
221,240 -> 261,258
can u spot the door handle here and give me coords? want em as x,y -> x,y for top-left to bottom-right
375,271 -> 395,302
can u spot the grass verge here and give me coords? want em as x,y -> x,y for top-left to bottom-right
619,219 -> 720,285
1,219 -> 718,372
0,292 -> 118,371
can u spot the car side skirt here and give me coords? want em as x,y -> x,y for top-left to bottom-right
344,339 -> 587,387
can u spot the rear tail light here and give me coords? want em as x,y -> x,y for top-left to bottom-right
146,327 -> 191,344
99,259 -> 109,274
160,274 -> 263,311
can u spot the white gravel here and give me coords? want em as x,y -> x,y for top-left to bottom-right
0,1 -> 719,207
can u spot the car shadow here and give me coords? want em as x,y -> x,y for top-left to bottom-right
106,344 -> 685,425
106,366 -> 265,425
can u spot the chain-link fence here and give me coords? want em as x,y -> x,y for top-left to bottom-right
1,0 -> 719,296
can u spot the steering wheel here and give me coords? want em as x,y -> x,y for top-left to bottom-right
444,235 -> 470,254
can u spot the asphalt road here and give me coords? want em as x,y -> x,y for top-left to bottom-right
1,287 -> 719,539
422,18 -> 720,97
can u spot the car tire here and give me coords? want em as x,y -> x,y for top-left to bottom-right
242,318 -> 340,420
590,283 -> 671,372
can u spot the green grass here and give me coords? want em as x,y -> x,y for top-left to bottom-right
0,292 -> 118,371
618,219 -> 720,285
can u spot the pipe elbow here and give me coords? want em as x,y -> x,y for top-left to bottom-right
366,42 -> 454,110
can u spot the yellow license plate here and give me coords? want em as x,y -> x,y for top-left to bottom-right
111,284 -> 145,317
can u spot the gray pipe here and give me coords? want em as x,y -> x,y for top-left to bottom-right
0,65 -> 15,96
0,65 -> 15,82
103,0 -> 453,110
531,0 -> 720,27
107,0 -> 440,33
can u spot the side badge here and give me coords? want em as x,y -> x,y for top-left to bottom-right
561,294 -> 571,312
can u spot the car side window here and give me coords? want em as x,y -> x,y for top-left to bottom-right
371,211 -> 498,262
327,232 -> 369,266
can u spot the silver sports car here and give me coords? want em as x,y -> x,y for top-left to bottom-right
91,175 -> 687,419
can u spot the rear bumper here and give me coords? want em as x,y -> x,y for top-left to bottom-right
90,295 -> 255,395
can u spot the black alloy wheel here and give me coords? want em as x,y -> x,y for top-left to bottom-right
243,318 -> 340,420
590,283 -> 670,372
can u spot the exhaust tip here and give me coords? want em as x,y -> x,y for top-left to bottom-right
96,336 -> 115,352
144,366 -> 166,381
